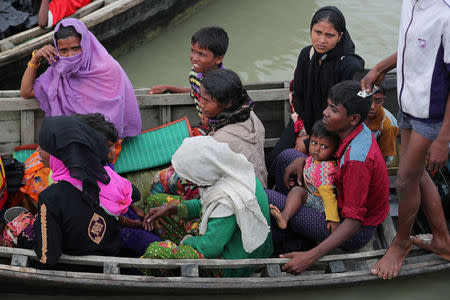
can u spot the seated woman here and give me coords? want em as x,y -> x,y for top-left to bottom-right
141,136 -> 273,277
266,6 -> 364,186
152,68 -> 268,201
20,18 -> 141,139
30,116 -> 134,266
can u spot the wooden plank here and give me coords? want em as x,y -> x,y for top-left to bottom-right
21,111 -> 35,145
11,254 -> 28,267
0,98 -> 41,111
160,106 -> 172,124
0,40 -> 15,52
379,213 -> 397,248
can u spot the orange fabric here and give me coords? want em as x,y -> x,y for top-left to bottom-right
19,151 -> 50,202
113,139 -> 122,164
365,108 -> 399,157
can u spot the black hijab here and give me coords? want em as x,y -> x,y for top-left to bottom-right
38,116 -> 111,207
292,6 -> 363,134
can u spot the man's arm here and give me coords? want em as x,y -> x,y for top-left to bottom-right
38,0 -> 50,28
281,218 -> 361,274
361,52 -> 397,92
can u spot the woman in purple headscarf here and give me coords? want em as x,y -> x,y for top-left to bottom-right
20,18 -> 141,138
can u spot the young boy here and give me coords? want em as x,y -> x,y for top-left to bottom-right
279,80 -> 390,274
148,26 -> 229,133
363,83 -> 399,164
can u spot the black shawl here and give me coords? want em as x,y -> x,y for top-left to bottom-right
292,6 -> 364,134
38,115 -> 111,207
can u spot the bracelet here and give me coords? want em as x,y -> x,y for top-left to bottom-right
27,60 -> 40,69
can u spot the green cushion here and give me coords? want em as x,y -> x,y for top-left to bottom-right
114,117 -> 192,174
13,145 -> 38,163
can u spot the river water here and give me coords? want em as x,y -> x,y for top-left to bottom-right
117,0 -> 402,88
3,0 -> 450,298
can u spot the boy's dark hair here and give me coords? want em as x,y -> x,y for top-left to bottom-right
328,80 -> 372,124
202,69 -> 251,111
311,120 -> 340,147
55,25 -> 82,41
74,113 -> 118,143
191,26 -> 229,57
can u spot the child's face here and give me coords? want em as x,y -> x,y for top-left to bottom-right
367,92 -> 385,120
322,98 -> 355,134
309,135 -> 337,161
199,85 -> 227,119
106,140 -> 116,163
37,146 -> 50,168
190,42 -> 223,74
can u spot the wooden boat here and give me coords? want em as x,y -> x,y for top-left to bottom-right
0,0 -> 201,90
0,77 -> 449,294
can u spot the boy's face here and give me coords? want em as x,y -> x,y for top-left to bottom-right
367,92 -> 385,120
308,135 -> 337,162
322,98 -> 358,135
37,146 -> 50,168
190,42 -> 223,74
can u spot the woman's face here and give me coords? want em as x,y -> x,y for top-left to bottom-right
199,85 -> 227,119
310,20 -> 343,54
57,36 -> 82,57
37,146 -> 50,168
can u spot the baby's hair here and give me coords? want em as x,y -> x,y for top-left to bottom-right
74,113 -> 118,143
55,25 -> 82,41
311,120 -> 339,147
202,69 -> 251,112
191,26 -> 229,57
328,80 -> 372,124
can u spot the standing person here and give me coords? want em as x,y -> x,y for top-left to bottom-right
266,6 -> 364,171
148,26 -> 229,134
268,81 -> 390,273
361,0 -> 450,280
20,18 -> 141,139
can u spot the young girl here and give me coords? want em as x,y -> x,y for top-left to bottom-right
270,120 -> 340,232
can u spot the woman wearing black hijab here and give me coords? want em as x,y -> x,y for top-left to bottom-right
33,116 -> 121,266
267,6 -> 364,185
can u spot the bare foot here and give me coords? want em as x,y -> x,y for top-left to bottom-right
269,204 -> 287,229
412,233 -> 450,260
371,236 -> 413,279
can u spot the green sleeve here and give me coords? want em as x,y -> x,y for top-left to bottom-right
183,215 -> 236,258
177,198 -> 202,219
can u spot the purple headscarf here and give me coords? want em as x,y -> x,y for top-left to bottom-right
34,18 -> 142,138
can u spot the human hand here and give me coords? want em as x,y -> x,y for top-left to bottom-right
360,68 -> 386,92
35,45 -> 58,65
143,205 -> 176,231
148,85 -> 168,94
283,156 -> 306,189
327,221 -> 340,233
280,251 -> 316,274
427,139 -> 449,175
129,219 -> 144,229
294,135 -> 309,154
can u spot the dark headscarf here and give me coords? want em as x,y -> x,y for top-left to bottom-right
38,116 -> 111,207
292,6 -> 364,134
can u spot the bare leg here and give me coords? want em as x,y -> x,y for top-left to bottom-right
38,0 -> 50,28
372,129 -> 429,279
270,186 -> 307,229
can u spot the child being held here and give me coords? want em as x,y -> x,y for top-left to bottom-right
148,26 -> 229,134
270,120 -> 340,232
